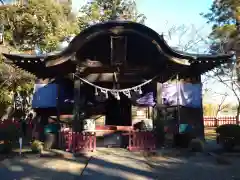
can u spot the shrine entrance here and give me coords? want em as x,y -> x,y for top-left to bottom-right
2,21 -> 232,152
105,94 -> 131,126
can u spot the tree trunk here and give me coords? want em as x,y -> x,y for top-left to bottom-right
1,105 -> 14,121
235,13 -> 240,85
214,110 -> 219,127
235,50 -> 240,85
236,103 -> 240,125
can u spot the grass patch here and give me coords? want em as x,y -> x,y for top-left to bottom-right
205,127 -> 216,141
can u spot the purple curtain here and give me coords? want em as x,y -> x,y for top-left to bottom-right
162,82 -> 202,108
136,92 -> 155,106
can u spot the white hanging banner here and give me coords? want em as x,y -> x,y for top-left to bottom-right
162,82 -> 202,108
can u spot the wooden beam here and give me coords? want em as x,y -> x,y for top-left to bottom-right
78,66 -> 151,74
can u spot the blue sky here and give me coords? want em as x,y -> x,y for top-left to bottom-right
72,0 -> 236,104
72,0 -> 214,50
137,0 -> 213,33
72,0 -> 213,35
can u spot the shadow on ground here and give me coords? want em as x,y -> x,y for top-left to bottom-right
2,143 -> 240,180
0,148 -> 156,180
146,147 -> 240,180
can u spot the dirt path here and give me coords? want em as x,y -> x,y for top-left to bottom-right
0,150 -> 88,180
81,148 -> 156,180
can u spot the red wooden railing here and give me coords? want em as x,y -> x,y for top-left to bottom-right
127,131 -> 156,151
204,116 -> 237,127
58,129 -> 96,152
72,132 -> 96,152
0,119 -> 34,139
0,119 -> 20,128
0,119 -> 34,129
59,128 -> 156,152
58,129 -> 73,151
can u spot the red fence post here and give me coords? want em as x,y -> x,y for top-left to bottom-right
58,131 -> 61,149
128,131 -> 133,151
94,133 -> 96,151
214,118 -> 218,127
72,132 -> 76,153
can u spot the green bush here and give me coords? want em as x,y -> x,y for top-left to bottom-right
31,140 -> 43,153
216,124 -> 240,138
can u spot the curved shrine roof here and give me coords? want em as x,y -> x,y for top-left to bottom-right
2,21 -> 233,79
3,53 -> 75,78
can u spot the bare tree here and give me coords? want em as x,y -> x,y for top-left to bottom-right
215,93 -> 229,116
164,24 -> 236,121
163,23 -> 211,53
203,63 -> 240,123
203,88 -> 230,116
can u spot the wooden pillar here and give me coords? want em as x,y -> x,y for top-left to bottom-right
147,107 -> 153,119
197,75 -> 205,140
56,77 -> 60,124
154,81 -> 165,147
72,74 -> 82,132
156,82 -> 163,105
